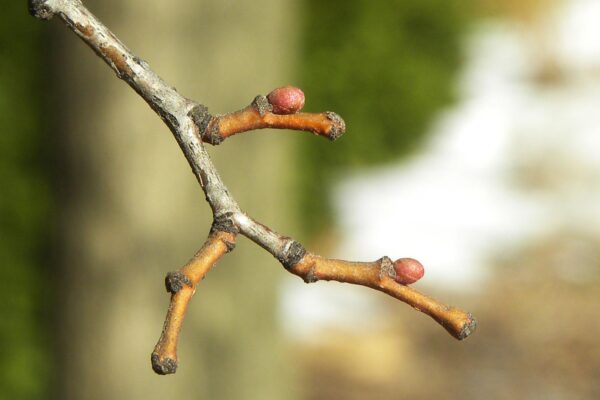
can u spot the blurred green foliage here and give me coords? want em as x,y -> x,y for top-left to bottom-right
298,0 -> 471,235
0,3 -> 52,398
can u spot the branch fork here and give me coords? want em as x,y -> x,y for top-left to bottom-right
30,0 -> 477,376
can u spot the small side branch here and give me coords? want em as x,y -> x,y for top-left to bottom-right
190,88 -> 346,145
235,213 -> 476,340
291,254 -> 476,340
151,226 -> 237,375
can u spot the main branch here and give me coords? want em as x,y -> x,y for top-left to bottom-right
30,0 -> 477,375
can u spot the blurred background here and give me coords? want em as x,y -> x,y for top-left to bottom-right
2,0 -> 600,398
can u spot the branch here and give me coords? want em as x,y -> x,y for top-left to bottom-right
294,255 -> 475,339
151,219 -> 237,374
30,0 -> 477,375
233,214 -> 476,340
190,87 -> 346,145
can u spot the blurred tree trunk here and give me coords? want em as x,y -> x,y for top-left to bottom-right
52,0 -> 300,398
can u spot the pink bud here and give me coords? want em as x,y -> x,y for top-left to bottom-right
267,85 -> 305,115
393,258 -> 424,285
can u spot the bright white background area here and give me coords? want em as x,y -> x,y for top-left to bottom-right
279,0 -> 600,339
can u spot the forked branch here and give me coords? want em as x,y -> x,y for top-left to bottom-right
29,0 -> 477,376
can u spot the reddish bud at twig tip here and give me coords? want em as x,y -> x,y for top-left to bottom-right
267,85 -> 305,115
393,258 -> 425,285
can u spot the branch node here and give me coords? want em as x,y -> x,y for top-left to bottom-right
325,111 -> 346,141
188,104 -> 211,131
188,103 -> 216,141
205,121 -> 224,145
304,266 -> 318,283
165,271 -> 193,294
28,0 -> 54,20
151,353 -> 178,375
378,256 -> 396,281
277,240 -> 307,270
251,95 -> 273,117
190,103 -> 223,145
211,212 -> 239,235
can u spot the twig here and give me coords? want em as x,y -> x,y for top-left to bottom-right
152,222 -> 237,374
192,93 -> 346,145
233,213 -> 476,340
29,0 -> 477,375
289,254 -> 475,339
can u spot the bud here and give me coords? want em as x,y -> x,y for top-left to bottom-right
267,85 -> 305,115
393,258 -> 424,285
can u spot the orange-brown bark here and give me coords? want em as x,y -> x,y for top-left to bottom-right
290,254 -> 476,340
151,231 -> 236,374
203,101 -> 345,144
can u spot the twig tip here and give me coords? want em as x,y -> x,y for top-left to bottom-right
325,111 -> 346,141
458,313 -> 477,340
151,353 -> 178,375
